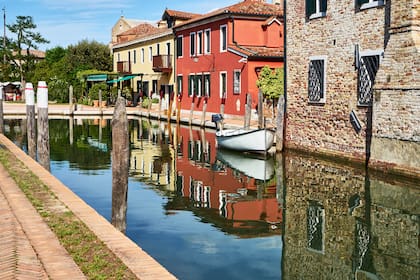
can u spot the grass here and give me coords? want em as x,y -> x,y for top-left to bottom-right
0,147 -> 137,279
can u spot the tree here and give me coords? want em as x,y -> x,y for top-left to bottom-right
66,40 -> 112,75
7,16 -> 49,84
256,66 -> 284,100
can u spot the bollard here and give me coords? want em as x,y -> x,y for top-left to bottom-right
69,85 -> 74,115
37,81 -> 50,171
25,83 -> 36,159
0,85 -> 3,134
111,97 -> 129,233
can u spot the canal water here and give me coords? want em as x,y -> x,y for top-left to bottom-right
4,118 -> 419,280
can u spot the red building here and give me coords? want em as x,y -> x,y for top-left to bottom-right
173,0 -> 284,117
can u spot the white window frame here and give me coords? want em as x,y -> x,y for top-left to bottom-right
219,71 -> 227,99
360,0 -> 384,10
233,70 -> 241,95
177,75 -> 183,95
197,31 -> 203,56
308,0 -> 327,20
189,74 -> 195,97
196,73 -> 203,97
220,25 -> 227,52
190,32 -> 196,57
204,73 -> 210,97
308,55 -> 327,104
204,28 -> 211,54
149,46 -> 153,62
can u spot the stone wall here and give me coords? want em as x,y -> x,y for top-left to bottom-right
370,0 -> 420,177
285,1 -> 386,162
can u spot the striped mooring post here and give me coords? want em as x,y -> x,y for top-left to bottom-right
36,81 -> 50,171
25,83 -> 36,159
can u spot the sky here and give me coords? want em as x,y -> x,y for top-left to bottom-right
4,0 -> 239,51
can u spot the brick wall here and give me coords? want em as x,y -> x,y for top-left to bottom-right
285,1 -> 386,162
370,0 -> 420,177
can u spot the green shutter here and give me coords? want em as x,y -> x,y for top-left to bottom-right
320,0 -> 327,12
306,0 -> 316,17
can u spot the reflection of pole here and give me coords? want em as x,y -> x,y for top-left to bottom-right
201,98 -> 207,127
0,85 -> 3,134
69,117 -> 74,145
111,97 -> 129,233
25,83 -> 36,159
37,81 -> 50,171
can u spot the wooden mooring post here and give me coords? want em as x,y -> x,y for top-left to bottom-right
25,83 -> 36,159
0,85 -> 3,134
111,97 -> 129,233
69,85 -> 74,115
244,93 -> 252,129
36,81 -> 50,171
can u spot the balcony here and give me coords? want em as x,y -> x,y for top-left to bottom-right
117,61 -> 131,74
153,55 -> 172,73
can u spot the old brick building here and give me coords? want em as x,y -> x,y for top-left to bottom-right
285,0 -> 419,177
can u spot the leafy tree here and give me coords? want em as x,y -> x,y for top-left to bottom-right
66,40 -> 112,75
6,16 -> 49,84
256,66 -> 284,100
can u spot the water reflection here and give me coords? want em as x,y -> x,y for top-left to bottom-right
3,118 -> 419,280
283,152 -> 419,280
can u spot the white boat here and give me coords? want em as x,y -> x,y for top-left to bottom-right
216,149 -> 275,181
215,128 -> 275,153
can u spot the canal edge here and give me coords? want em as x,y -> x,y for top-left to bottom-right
0,134 -> 177,280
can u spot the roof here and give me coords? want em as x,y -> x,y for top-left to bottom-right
163,9 -> 201,20
228,44 -> 283,58
113,26 -> 172,48
117,23 -> 158,37
174,0 -> 283,29
12,49 -> 45,59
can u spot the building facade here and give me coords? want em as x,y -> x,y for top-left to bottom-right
173,0 -> 284,117
285,0 -> 419,176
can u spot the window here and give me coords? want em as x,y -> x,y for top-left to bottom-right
166,42 -> 171,56
157,43 -> 160,55
133,50 -> 137,64
233,70 -> 241,94
204,29 -> 211,54
176,36 -> 183,58
197,31 -> 203,55
356,0 -> 384,10
141,48 -> 144,63
357,52 -> 381,106
307,201 -> 325,253
220,25 -> 227,52
188,74 -> 195,96
308,56 -> 326,103
190,32 -> 196,56
306,0 -> 327,19
117,53 -> 120,62
177,75 -> 183,95
196,74 -> 202,97
149,46 -> 153,62
204,74 -> 210,97
220,72 -> 227,98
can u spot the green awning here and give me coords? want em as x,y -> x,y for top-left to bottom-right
106,75 -> 138,84
86,74 -> 107,82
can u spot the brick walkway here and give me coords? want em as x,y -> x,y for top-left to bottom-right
0,163 -> 85,279
0,134 -> 177,279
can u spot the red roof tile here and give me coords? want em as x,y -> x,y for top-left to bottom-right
164,9 -> 201,20
229,44 -> 283,58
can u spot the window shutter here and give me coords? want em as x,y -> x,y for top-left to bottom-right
357,0 -> 370,5
320,0 -> 328,13
306,0 -> 316,17
188,75 -> 192,96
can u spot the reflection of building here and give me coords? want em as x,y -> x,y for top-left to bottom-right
283,152 -> 419,279
174,125 -> 282,236
129,119 -> 175,188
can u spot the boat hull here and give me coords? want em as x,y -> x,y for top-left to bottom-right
216,128 -> 275,152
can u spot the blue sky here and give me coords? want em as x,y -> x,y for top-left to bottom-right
4,0 -> 238,51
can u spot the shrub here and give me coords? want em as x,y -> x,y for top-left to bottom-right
88,83 -> 108,100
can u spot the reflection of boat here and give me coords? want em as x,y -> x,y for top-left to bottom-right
216,149 -> 275,181
215,128 -> 275,152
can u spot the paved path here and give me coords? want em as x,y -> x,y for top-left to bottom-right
0,134 -> 177,279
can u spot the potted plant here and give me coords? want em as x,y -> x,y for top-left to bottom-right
88,83 -> 108,107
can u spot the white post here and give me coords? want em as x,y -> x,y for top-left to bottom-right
37,81 -> 50,171
25,83 -> 36,159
